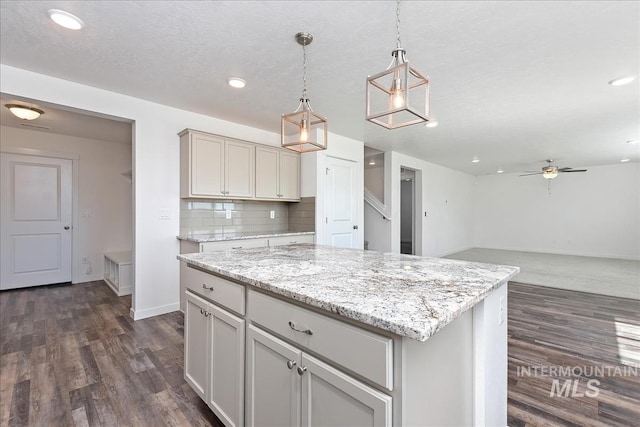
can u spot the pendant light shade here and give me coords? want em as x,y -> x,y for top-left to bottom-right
281,32 -> 328,153
5,104 -> 44,120
366,0 -> 431,129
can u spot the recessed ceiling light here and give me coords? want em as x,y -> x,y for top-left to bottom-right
620,158 -> 631,163
471,158 -> 480,163
368,160 -> 376,166
48,9 -> 84,30
627,140 -> 639,144
608,76 -> 636,86
404,178 -> 411,181
497,169 -> 504,174
5,104 -> 44,120
228,78 -> 246,89
425,120 -> 438,128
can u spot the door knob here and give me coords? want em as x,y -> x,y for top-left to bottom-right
352,225 -> 358,230
64,226 -> 70,230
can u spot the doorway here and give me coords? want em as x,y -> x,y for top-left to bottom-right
324,156 -> 359,248
400,168 -> 415,255
0,153 -> 74,289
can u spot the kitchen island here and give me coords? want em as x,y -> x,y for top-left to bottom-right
178,244 -> 519,427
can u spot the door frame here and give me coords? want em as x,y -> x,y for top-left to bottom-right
1,147 -> 80,284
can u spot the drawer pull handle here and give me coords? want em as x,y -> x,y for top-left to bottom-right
202,284 -> 214,291
297,366 -> 307,376
286,360 -> 297,369
289,321 -> 313,335
232,246 -> 243,250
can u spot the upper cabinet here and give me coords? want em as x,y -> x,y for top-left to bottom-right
180,129 -> 299,201
255,146 -> 300,201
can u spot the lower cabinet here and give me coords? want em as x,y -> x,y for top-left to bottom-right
184,291 -> 245,427
246,324 -> 392,427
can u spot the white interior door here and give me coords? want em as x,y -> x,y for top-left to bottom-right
324,156 -> 358,248
1,153 -> 73,289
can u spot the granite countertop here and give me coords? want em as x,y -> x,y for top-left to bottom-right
177,231 -> 315,243
177,244 -> 519,341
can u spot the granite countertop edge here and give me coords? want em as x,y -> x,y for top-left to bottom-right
177,231 -> 315,243
176,246 -> 519,341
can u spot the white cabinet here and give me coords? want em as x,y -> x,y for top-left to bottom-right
180,130 -> 254,199
268,234 -> 314,247
246,323 -> 392,427
103,251 -> 132,296
255,146 -> 300,201
184,287 -> 245,427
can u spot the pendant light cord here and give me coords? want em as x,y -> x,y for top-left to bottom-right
396,0 -> 402,49
302,42 -> 308,100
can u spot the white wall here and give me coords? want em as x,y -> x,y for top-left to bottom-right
474,163 -> 640,260
374,151 -> 475,257
1,126 -> 132,282
1,64 -> 284,320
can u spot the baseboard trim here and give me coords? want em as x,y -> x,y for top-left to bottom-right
130,302 -> 180,321
472,246 -> 640,261
436,246 -> 475,258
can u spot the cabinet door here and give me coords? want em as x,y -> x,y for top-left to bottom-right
191,133 -> 225,197
246,325 -> 301,427
255,146 -> 280,199
300,354 -> 392,427
209,305 -> 245,427
225,139 -> 254,198
184,292 -> 210,400
279,151 -> 300,201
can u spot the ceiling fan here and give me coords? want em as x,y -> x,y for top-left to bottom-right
520,159 -> 587,179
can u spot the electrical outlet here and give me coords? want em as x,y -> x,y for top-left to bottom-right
225,209 -> 232,219
270,210 -> 275,219
159,208 -> 171,220
82,256 -> 89,264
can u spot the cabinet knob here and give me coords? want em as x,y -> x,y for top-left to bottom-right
297,366 -> 307,376
200,308 -> 204,315
286,360 -> 297,369
221,191 -> 225,194
204,311 -> 210,317
202,283 -> 214,291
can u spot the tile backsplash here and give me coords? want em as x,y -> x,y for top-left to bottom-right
180,197 -> 315,236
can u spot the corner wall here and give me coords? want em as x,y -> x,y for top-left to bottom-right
473,163 -> 640,260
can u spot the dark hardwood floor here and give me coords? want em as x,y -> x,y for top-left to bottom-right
1,280 -> 638,426
508,282 -> 640,427
0,281 -> 222,427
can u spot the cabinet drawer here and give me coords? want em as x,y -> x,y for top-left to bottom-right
201,238 -> 268,252
268,235 -> 314,247
248,290 -> 393,390
185,266 -> 245,315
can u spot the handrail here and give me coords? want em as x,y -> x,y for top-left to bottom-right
364,188 -> 391,221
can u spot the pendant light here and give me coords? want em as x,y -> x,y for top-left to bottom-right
366,0 -> 431,129
281,32 -> 328,153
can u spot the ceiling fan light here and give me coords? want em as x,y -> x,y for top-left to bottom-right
5,104 -> 44,120
542,170 -> 558,179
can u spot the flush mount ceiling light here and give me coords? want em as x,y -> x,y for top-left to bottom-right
5,104 -> 44,120
281,32 -> 328,153
620,158 -> 631,163
369,159 -> 376,165
608,76 -> 636,86
366,0 -> 431,129
497,169 -> 504,174
228,77 -> 246,89
471,158 -> 480,163
627,140 -> 639,144
48,9 -> 84,30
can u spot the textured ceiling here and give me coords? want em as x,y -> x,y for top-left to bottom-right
0,1 -> 638,175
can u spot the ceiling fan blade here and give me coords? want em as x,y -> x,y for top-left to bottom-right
523,170 -> 540,173
560,169 -> 587,173
557,167 -> 574,171
519,172 -> 543,176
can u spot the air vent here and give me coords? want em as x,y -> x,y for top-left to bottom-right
18,123 -> 50,130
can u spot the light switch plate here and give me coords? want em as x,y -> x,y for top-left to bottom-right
270,210 -> 275,219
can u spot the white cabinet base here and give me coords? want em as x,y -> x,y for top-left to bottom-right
103,251 -> 132,296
